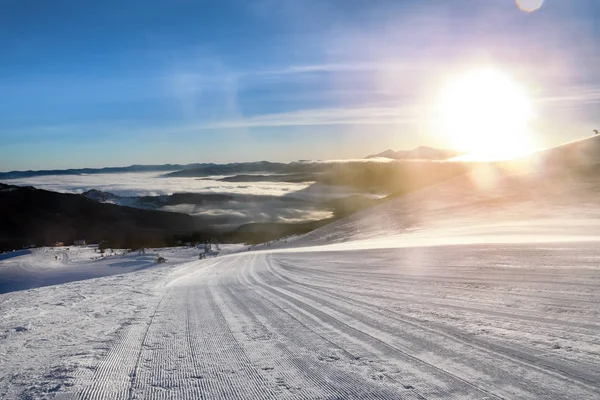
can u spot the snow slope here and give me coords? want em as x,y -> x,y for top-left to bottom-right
2,138 -> 600,399
4,245 -> 596,399
3,232 -> 599,398
0,246 -> 190,294
286,139 -> 600,248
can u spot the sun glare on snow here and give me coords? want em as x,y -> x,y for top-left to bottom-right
516,0 -> 544,13
434,68 -> 537,161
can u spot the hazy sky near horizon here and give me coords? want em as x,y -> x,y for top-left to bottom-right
1,0 -> 599,171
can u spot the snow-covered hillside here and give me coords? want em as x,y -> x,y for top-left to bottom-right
288,137 -> 600,248
2,137 -> 600,399
0,245 -> 244,294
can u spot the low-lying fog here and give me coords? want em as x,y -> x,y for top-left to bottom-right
6,172 -> 313,197
5,172 -> 381,228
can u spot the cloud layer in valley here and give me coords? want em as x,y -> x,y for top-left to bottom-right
5,172 -> 313,198
3,172 -> 372,228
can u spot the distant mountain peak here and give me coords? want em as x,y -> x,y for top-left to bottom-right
367,146 -> 460,160
373,149 -> 397,159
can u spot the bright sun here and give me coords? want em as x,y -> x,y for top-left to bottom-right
434,69 -> 536,161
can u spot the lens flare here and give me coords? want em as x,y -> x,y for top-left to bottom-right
516,0 -> 544,12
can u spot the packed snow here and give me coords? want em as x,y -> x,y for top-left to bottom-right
3,242 -> 599,399
2,147 -> 600,398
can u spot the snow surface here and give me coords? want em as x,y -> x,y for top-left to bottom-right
2,156 -> 600,398
3,243 -> 599,399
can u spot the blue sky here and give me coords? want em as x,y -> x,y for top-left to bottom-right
1,0 -> 599,171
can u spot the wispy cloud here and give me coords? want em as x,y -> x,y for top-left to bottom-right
194,105 -> 418,130
6,84 -> 600,143
536,87 -> 600,106
253,62 -> 419,76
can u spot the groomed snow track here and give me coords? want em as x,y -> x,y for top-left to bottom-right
71,243 -> 600,399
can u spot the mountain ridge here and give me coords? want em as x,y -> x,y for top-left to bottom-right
367,146 -> 461,160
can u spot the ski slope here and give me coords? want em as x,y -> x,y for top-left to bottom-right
3,226 -> 600,398
2,139 -> 600,399
65,248 -> 599,400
